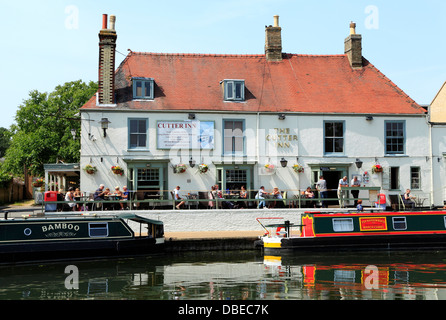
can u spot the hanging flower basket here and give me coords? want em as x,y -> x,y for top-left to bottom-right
174,164 -> 187,174
83,164 -> 97,175
111,165 -> 124,176
32,178 -> 44,188
198,163 -> 209,174
293,164 -> 304,173
372,164 -> 383,174
264,164 -> 275,173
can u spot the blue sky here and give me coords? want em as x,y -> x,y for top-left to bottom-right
1,0 -> 445,129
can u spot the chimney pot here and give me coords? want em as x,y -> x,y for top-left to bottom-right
349,21 -> 356,35
102,14 -> 108,29
273,15 -> 279,27
109,15 -> 116,31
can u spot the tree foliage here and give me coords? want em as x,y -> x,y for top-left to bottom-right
3,80 -> 98,176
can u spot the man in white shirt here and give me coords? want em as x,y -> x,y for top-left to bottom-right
173,186 -> 185,210
338,176 -> 348,208
256,186 -> 269,209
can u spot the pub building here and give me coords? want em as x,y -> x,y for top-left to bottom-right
79,14 -> 435,208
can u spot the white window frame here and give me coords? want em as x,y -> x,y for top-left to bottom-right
332,218 -> 354,232
223,80 -> 245,101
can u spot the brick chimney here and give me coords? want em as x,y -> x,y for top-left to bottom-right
265,15 -> 282,62
98,14 -> 117,105
344,22 -> 363,69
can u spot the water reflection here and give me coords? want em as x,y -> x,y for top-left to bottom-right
0,250 -> 446,300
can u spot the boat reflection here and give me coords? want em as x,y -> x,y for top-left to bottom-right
262,251 -> 446,300
1,251 -> 446,300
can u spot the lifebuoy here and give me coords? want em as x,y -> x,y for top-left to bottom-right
276,227 -> 286,237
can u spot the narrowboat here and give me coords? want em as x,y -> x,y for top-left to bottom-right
0,211 -> 164,264
257,210 -> 446,253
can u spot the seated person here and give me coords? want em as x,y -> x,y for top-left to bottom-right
120,186 -> 130,210
238,186 -> 248,208
173,186 -> 185,210
271,187 -> 283,208
356,199 -> 364,212
216,190 -> 236,209
57,189 -> 65,211
304,187 -> 316,208
64,187 -> 76,211
403,189 -> 416,210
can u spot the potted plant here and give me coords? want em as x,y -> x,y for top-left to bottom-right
111,165 -> 124,176
198,163 -> 209,174
293,164 -> 304,173
372,164 -> 383,174
174,164 -> 187,174
264,163 -> 275,173
32,178 -> 44,188
83,164 -> 97,175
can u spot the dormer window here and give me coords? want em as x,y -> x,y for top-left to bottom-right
133,77 -> 154,100
223,80 -> 245,101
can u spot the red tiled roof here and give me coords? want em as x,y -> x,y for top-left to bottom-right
81,52 -> 424,115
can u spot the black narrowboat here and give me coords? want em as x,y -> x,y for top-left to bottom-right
0,211 -> 164,264
257,211 -> 446,253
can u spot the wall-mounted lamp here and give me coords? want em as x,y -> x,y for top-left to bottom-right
365,116 -> 374,121
188,113 -> 196,120
355,158 -> 363,169
189,157 -> 196,168
280,158 -> 288,168
278,113 -> 286,120
99,118 -> 111,137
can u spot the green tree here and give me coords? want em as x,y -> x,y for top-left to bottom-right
3,80 -> 98,176
0,127 -> 12,158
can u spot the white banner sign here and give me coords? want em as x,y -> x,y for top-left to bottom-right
157,121 -> 214,149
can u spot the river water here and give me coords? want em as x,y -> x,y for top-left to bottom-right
1,250 -> 446,301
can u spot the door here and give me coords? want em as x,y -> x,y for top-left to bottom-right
323,171 -> 342,205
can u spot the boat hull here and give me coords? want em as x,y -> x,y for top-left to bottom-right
0,237 -> 163,265
259,211 -> 446,253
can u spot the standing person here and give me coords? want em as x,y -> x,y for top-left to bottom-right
73,187 -> 82,211
256,186 -> 269,209
338,176 -> 349,208
350,176 -> 361,206
173,186 -> 185,210
316,176 -> 328,208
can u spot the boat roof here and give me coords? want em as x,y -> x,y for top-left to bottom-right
0,212 -> 163,225
117,212 -> 164,225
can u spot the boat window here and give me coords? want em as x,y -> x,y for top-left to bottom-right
89,223 -> 109,237
332,218 -> 354,232
392,217 -> 407,231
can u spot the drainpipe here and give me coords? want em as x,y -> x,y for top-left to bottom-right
429,119 -> 435,208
